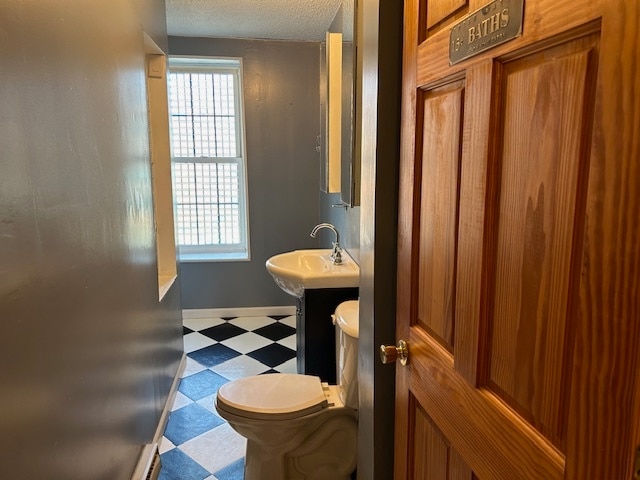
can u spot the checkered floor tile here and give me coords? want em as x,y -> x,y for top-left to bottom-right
159,314 -> 297,480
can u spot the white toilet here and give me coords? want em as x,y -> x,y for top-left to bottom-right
215,300 -> 359,480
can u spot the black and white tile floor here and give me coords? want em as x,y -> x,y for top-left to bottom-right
159,314 -> 297,480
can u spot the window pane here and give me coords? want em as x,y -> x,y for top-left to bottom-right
213,74 -> 236,116
170,116 -> 195,157
173,161 -> 241,247
169,71 -> 237,158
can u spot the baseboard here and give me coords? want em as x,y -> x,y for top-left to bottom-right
152,352 -> 186,445
182,305 -> 296,319
130,442 -> 161,480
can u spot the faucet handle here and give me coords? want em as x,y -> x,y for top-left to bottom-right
331,244 -> 343,265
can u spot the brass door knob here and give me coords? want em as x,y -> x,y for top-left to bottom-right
380,340 -> 408,366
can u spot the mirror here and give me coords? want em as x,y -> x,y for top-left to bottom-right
340,0 -> 358,207
320,0 -> 359,207
325,32 -> 343,194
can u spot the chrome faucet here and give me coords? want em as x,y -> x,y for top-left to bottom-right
310,223 -> 342,265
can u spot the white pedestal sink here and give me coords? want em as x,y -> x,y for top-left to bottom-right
265,249 -> 359,298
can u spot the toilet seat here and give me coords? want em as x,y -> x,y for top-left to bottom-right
216,373 -> 328,421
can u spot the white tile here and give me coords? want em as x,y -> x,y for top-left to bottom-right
183,332 -> 216,353
183,317 -> 226,331
195,393 -> 220,416
228,316 -> 276,331
220,332 -> 272,354
204,476 -> 219,480
159,436 -> 176,454
170,391 -> 193,412
182,356 -> 208,377
277,334 -> 296,350
275,357 -> 298,374
179,423 -> 246,475
278,315 -> 297,328
211,355 -> 270,380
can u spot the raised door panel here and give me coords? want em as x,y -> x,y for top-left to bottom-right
412,400 -> 475,480
424,0 -> 469,32
487,35 -> 599,448
417,83 -> 464,351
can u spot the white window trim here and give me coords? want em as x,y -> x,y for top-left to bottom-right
168,56 -> 251,262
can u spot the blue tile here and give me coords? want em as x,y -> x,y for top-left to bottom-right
179,369 -> 229,401
189,343 -> 241,367
159,448 -> 210,480
214,458 -> 245,480
163,402 -> 225,446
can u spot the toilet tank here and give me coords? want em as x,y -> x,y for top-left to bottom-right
333,300 -> 359,409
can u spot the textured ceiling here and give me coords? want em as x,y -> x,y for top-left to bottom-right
166,0 -> 352,42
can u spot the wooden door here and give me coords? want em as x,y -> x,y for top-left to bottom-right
394,0 -> 640,478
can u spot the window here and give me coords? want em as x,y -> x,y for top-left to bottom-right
168,57 -> 249,261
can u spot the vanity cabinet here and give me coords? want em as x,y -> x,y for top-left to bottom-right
296,287 -> 359,384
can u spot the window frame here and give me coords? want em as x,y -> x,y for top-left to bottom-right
168,56 -> 251,262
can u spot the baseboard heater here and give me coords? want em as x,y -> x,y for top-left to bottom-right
131,443 -> 162,480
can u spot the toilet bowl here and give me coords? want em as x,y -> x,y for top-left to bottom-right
215,300 -> 359,480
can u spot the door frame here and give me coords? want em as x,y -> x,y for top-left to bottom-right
357,0 -> 404,478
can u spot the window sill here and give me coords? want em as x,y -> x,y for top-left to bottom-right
178,252 -> 250,263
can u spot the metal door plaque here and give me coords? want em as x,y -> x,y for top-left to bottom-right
449,0 -> 524,65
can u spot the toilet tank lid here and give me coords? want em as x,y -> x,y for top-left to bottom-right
334,300 -> 359,339
216,374 -> 328,420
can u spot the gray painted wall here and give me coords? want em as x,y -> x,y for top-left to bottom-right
319,193 -> 361,263
0,1 -> 183,478
169,37 -> 322,309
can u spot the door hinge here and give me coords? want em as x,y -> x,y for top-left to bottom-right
634,445 -> 640,480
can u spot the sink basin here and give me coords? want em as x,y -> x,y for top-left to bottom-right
266,249 -> 359,298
